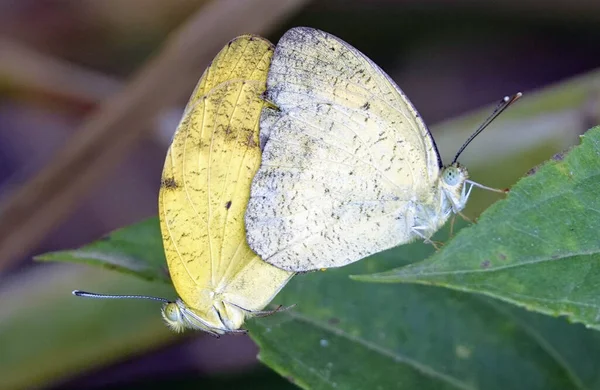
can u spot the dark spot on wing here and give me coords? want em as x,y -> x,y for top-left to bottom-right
162,177 -> 178,190
480,260 -> 491,269
225,200 -> 232,209
361,102 -> 370,110
247,134 -> 257,148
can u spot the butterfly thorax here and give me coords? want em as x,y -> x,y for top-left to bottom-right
411,163 -> 470,241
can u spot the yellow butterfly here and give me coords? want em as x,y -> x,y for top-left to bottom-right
74,35 -> 294,335
245,27 -> 519,272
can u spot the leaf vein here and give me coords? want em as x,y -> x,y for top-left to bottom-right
279,310 -> 476,390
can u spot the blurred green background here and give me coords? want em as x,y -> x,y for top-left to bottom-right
1,0 -> 600,389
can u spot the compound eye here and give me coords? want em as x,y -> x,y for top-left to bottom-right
163,302 -> 180,322
161,302 -> 187,332
443,167 -> 461,186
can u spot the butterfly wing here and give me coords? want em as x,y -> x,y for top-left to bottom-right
246,27 -> 441,271
159,35 -> 292,330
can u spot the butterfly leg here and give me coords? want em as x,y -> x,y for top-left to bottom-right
449,214 -> 457,237
227,301 -> 296,318
411,226 -> 443,250
458,210 -> 475,224
411,202 -> 445,249
252,304 -> 297,318
465,180 -> 508,194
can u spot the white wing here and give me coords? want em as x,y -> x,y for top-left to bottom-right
246,27 -> 441,271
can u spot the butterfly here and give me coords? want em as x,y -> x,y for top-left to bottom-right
74,35 -> 293,335
245,27 -> 519,272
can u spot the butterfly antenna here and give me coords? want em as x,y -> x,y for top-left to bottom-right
452,92 -> 522,164
72,290 -> 170,303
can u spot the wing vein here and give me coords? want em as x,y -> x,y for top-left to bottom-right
217,84 -> 252,285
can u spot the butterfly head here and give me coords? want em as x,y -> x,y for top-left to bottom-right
440,163 -> 470,212
161,301 -> 188,333
161,299 -> 223,335
438,93 -> 522,215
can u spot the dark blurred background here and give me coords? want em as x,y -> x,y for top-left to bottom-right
1,0 -> 599,389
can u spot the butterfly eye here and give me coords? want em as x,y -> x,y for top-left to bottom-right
162,302 -> 181,322
443,167 -> 462,186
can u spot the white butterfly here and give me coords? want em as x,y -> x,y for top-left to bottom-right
245,27 -> 519,272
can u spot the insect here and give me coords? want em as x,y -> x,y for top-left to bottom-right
74,35 -> 294,335
245,27 -> 520,272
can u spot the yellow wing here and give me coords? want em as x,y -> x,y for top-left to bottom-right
159,35 -> 293,333
246,27 -> 442,271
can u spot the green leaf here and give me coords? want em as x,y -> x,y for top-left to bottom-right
0,264 -> 179,390
35,218 -> 600,389
248,253 -> 600,390
35,218 -> 170,283
4,218 -> 178,389
354,126 -> 600,330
